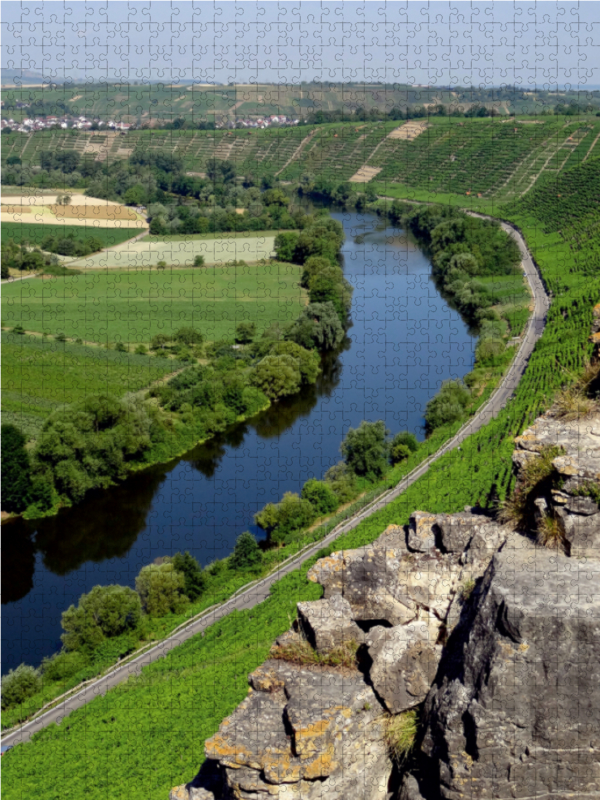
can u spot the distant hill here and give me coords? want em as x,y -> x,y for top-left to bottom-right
1,68 -> 48,86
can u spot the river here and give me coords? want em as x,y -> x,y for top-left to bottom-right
2,208 -> 476,673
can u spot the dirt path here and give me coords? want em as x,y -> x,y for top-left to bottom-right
275,129 -> 318,176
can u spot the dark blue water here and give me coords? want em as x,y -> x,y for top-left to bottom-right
2,209 -> 476,672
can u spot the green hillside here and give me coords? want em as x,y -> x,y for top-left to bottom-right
5,115 -> 600,203
3,151 -> 599,800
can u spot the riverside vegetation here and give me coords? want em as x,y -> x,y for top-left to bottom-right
2,129 -> 599,799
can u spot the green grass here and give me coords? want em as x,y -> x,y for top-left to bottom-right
140,230 -> 296,242
1,263 -> 306,345
1,221 -> 137,249
1,333 -> 186,435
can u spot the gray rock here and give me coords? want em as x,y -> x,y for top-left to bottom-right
436,513 -> 478,552
296,594 -> 365,653
565,495 -> 599,515
368,621 -> 440,714
556,507 -> 600,560
420,547 -> 600,799
406,511 -> 437,552
396,774 -> 425,800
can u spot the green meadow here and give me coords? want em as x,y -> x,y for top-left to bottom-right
2,263 -> 306,345
1,221 -> 136,249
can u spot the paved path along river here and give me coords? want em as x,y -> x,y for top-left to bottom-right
1,215 -> 550,750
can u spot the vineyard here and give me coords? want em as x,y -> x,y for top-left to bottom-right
4,115 -> 600,202
4,155 -> 599,799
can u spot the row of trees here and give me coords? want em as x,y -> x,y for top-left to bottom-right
254,422 -> 420,545
1,534 -> 262,710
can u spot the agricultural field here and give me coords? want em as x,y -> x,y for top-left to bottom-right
1,262 -> 306,345
1,221 -> 137,249
1,333 -> 186,439
67,233 -> 276,268
1,193 -> 146,229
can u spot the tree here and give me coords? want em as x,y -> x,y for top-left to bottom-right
41,650 -> 89,682
1,423 -> 33,512
61,585 -> 142,652
285,302 -> 344,351
269,340 -> 321,384
254,502 -> 280,533
172,551 -> 206,601
301,479 -> 339,515
193,255 -> 205,267
424,380 -> 471,432
274,231 -> 300,262
1,664 -> 42,709
270,492 -> 316,540
230,531 -> 262,569
150,333 -> 170,350
390,431 -> 419,464
341,420 -> 390,479
300,256 -> 332,289
157,260 -> 167,270
235,321 -> 256,344
173,327 -> 203,346
135,562 -> 188,617
123,184 -> 145,206
250,354 -> 302,399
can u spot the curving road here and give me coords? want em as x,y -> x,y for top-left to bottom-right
1,217 -> 550,750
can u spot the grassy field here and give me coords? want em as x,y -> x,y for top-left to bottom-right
1,221 -> 138,249
1,263 -> 306,345
68,234 -> 276,268
1,332 -> 186,438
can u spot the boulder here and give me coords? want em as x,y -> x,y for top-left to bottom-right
420,546 -> 600,799
406,511 -> 437,551
367,621 -> 440,714
296,594 -> 365,653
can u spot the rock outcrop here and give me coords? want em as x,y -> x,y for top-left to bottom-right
417,543 -> 600,799
170,510 -> 508,800
513,410 -> 600,558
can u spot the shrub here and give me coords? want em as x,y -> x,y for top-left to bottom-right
135,563 -> 188,616
390,431 -> 419,464
150,333 -> 170,350
173,327 -> 203,346
301,479 -> 339,515
135,344 -> 147,355
1,664 -> 42,709
115,342 -> 128,352
157,260 -> 167,270
385,710 -> 419,765
324,461 -> 357,504
270,636 -> 358,668
193,255 -> 205,267
12,324 -> 25,335
341,420 -> 390,479
269,340 -> 321,384
61,584 -> 142,652
424,380 -> 471,432
41,650 -> 89,682
230,531 -> 262,570
55,332 -> 67,342
171,551 -> 206,601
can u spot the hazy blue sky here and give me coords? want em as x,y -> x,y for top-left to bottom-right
1,1 -> 598,88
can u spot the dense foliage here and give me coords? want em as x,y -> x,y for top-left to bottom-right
340,420 -> 391,479
61,585 -> 143,652
1,424 -> 33,512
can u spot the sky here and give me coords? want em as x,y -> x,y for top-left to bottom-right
1,1 -> 599,89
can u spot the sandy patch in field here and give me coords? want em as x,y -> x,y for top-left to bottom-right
48,204 -> 139,220
69,235 -> 276,268
0,210 -> 146,229
348,166 -> 382,183
1,205 -> 33,214
387,120 -> 429,140
69,94 -> 83,102
0,193 -> 123,207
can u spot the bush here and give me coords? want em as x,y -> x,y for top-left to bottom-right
1,664 -> 42,709
135,563 -> 188,617
324,461 -> 357,504
390,431 -> 419,464
193,255 -> 205,267
424,380 -> 471,432
173,326 -> 203,346
61,584 -> 142,652
41,650 -> 89,682
172,551 -> 206,601
135,344 -> 147,355
1,423 -> 33,513
230,531 -> 262,570
55,332 -> 67,342
301,479 -> 339,515
269,340 -> 321,384
115,342 -> 128,353
341,420 -> 390,479
250,354 -> 301,399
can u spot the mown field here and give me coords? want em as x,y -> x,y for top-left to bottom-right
1,221 -> 137,249
68,234 -> 276,268
1,333 -> 186,439
4,115 -> 600,201
3,155 -> 599,799
2,263 -> 306,345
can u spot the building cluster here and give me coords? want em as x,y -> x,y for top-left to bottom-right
217,114 -> 300,129
0,113 -> 131,133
